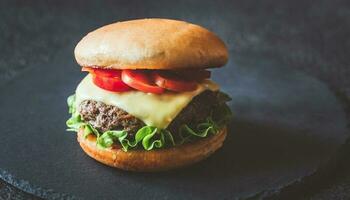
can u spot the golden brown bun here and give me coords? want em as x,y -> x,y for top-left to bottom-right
77,127 -> 227,172
74,18 -> 228,70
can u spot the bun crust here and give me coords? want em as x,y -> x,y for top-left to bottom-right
74,19 -> 228,70
77,127 -> 227,172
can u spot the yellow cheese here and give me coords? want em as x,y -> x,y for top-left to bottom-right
75,74 -> 219,129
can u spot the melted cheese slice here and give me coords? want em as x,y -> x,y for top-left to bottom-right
75,74 -> 219,129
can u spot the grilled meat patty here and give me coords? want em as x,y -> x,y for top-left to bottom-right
78,91 -> 224,136
79,100 -> 144,135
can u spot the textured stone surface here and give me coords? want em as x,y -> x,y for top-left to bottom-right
0,0 -> 350,199
0,181 -> 38,200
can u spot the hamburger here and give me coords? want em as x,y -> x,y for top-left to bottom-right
66,18 -> 232,172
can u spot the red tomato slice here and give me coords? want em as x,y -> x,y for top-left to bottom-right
82,67 -> 130,92
82,67 -> 121,77
153,71 -> 198,92
92,74 -> 131,92
121,70 -> 164,94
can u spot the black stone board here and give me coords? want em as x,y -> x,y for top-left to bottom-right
0,55 -> 348,199
0,0 -> 349,199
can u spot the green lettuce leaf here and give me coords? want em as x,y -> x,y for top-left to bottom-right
67,94 -> 76,114
141,127 -> 164,150
162,130 -> 175,146
178,117 -> 221,144
66,113 -> 84,131
84,123 -> 100,138
96,130 -> 127,149
65,92 -> 232,152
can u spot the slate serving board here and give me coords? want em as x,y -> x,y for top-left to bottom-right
0,0 -> 349,199
0,54 -> 348,199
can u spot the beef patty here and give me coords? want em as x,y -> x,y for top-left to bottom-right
78,91 -> 225,136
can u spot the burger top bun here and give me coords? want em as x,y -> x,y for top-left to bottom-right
74,18 -> 228,70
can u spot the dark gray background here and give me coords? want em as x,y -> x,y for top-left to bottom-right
1,0 -> 350,199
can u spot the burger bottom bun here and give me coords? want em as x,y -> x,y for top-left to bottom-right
77,127 -> 227,172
